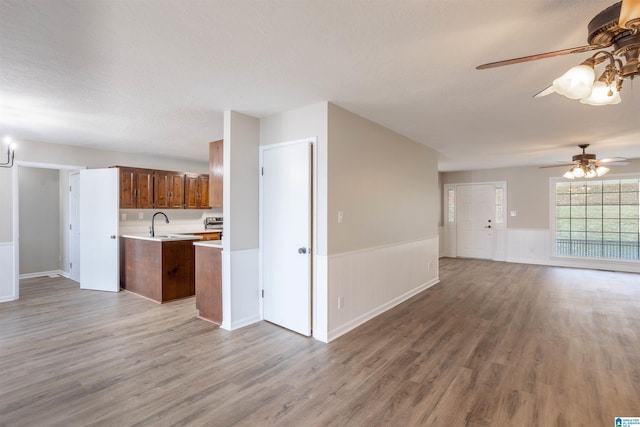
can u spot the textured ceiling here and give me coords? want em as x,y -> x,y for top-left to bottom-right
1,0 -> 639,171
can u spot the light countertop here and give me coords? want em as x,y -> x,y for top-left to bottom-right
121,234 -> 203,242
193,240 -> 223,249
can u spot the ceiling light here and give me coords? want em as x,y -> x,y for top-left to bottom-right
1,136 -> 16,168
553,51 -> 628,106
563,162 -> 610,180
552,58 -> 596,99
619,0 -> 640,29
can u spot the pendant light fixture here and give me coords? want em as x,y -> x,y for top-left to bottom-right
1,136 -> 16,168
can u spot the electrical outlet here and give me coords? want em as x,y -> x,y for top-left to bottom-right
121,213 -> 127,221
338,211 -> 344,223
338,296 -> 344,310
138,212 -> 144,219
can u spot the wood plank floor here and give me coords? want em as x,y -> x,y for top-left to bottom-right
1,259 -> 639,426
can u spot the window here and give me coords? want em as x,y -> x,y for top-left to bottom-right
554,177 -> 640,259
495,188 -> 504,224
447,189 -> 455,223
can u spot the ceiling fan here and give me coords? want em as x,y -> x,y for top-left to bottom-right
540,144 -> 629,179
477,0 -> 640,105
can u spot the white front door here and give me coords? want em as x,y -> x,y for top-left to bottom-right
79,168 -> 120,292
456,184 -> 494,259
69,172 -> 80,282
261,141 -> 312,336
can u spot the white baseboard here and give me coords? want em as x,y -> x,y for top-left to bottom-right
328,277 -> 439,342
326,237 -> 440,342
230,314 -> 262,331
19,270 -> 68,280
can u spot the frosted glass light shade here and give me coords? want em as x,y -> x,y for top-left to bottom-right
571,166 -> 586,178
553,64 -> 595,99
579,81 -> 621,105
563,170 -> 576,179
596,166 -> 609,176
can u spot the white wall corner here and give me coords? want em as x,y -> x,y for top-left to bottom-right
0,242 -> 16,302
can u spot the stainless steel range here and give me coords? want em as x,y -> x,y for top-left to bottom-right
204,216 -> 223,231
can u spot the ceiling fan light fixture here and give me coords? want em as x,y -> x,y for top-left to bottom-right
579,80 -> 622,105
585,166 -> 598,179
619,0 -> 640,29
571,165 -> 586,178
596,165 -> 610,176
552,59 -> 596,99
563,170 -> 576,179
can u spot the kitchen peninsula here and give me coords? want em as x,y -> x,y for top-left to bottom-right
193,240 -> 223,324
120,234 -> 201,303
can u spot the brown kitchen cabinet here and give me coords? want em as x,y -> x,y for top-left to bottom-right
118,167 -> 154,209
120,237 -> 197,303
193,232 -> 221,241
209,139 -> 223,208
195,245 -> 222,324
154,170 -> 185,209
185,174 -> 210,209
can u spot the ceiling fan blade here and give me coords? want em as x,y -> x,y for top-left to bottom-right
476,43 -> 610,70
597,161 -> 630,166
597,157 -> 628,163
539,163 -> 577,169
533,85 -> 555,98
619,0 -> 640,30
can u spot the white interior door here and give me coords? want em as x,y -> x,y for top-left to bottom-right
69,172 -> 80,282
80,168 -> 119,292
262,141 -> 312,336
456,184 -> 494,259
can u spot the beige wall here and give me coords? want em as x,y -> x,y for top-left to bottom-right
260,101 -> 329,256
224,111 -> 260,252
441,158 -> 640,229
327,103 -> 438,254
18,167 -> 60,274
0,168 -> 12,241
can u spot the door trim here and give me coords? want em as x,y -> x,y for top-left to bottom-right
443,181 -> 507,260
258,137 -> 317,334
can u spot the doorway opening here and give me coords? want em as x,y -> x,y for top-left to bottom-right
259,138 -> 316,337
11,161 -> 85,299
443,181 -> 507,260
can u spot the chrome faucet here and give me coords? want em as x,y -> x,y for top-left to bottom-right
150,211 -> 170,237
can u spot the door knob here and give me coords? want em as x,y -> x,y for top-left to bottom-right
110,235 -> 117,239
298,247 -> 307,254
484,226 -> 491,229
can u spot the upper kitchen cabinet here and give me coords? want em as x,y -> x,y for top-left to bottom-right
118,167 -> 154,209
154,170 -> 185,209
185,174 -> 210,209
209,139 -> 223,208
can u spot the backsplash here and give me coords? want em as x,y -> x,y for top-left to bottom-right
119,208 -> 222,236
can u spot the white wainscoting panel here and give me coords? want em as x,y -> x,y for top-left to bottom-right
505,228 -> 640,273
327,237 -> 440,342
19,270 -> 69,280
229,248 -> 261,330
505,229 -> 551,264
0,242 -> 16,302
313,254 -> 329,343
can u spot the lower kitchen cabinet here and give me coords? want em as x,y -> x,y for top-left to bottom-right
194,244 -> 222,324
193,231 -> 221,241
120,237 -> 197,303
